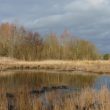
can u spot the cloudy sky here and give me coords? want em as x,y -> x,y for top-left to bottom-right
0,0 -> 110,53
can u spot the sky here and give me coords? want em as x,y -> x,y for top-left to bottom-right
0,0 -> 110,53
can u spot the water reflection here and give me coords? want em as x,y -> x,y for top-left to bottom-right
0,71 -> 96,90
94,75 -> 110,90
1,71 -> 110,91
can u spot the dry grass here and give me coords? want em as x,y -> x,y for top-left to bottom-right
0,57 -> 110,74
54,87 -> 110,110
53,86 -> 110,110
0,67 -> 108,110
0,86 -> 110,110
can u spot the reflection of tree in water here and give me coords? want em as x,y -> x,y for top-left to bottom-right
0,71 -> 96,90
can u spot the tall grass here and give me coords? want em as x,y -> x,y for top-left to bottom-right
0,58 -> 110,74
53,87 -> 110,110
0,85 -> 110,110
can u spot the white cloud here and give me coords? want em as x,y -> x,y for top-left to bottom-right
64,1 -> 89,12
86,0 -> 108,7
65,0 -> 108,12
28,13 -> 74,29
29,14 -> 64,28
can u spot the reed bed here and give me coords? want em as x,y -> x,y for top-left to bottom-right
53,86 -> 110,110
0,86 -> 110,110
0,57 -> 110,74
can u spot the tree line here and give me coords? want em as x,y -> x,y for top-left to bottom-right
0,23 -> 100,60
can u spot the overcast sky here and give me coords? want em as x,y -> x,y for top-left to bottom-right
0,0 -> 110,53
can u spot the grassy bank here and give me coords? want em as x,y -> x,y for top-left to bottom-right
0,57 -> 110,74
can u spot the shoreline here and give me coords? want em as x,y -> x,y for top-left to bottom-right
0,58 -> 110,74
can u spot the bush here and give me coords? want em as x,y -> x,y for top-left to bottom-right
103,54 -> 110,60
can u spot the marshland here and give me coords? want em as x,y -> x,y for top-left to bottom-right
0,69 -> 110,110
0,23 -> 110,110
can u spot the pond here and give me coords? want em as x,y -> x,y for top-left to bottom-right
0,70 -> 110,90
94,75 -> 110,90
0,71 -> 110,110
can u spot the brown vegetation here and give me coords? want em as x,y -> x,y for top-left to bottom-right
0,23 -> 99,60
0,22 -> 109,110
0,71 -> 107,110
53,87 -> 110,110
0,85 -> 110,110
0,58 -> 110,74
0,71 -> 96,110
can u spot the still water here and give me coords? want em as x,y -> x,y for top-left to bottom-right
94,75 -> 110,89
0,71 -> 110,90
